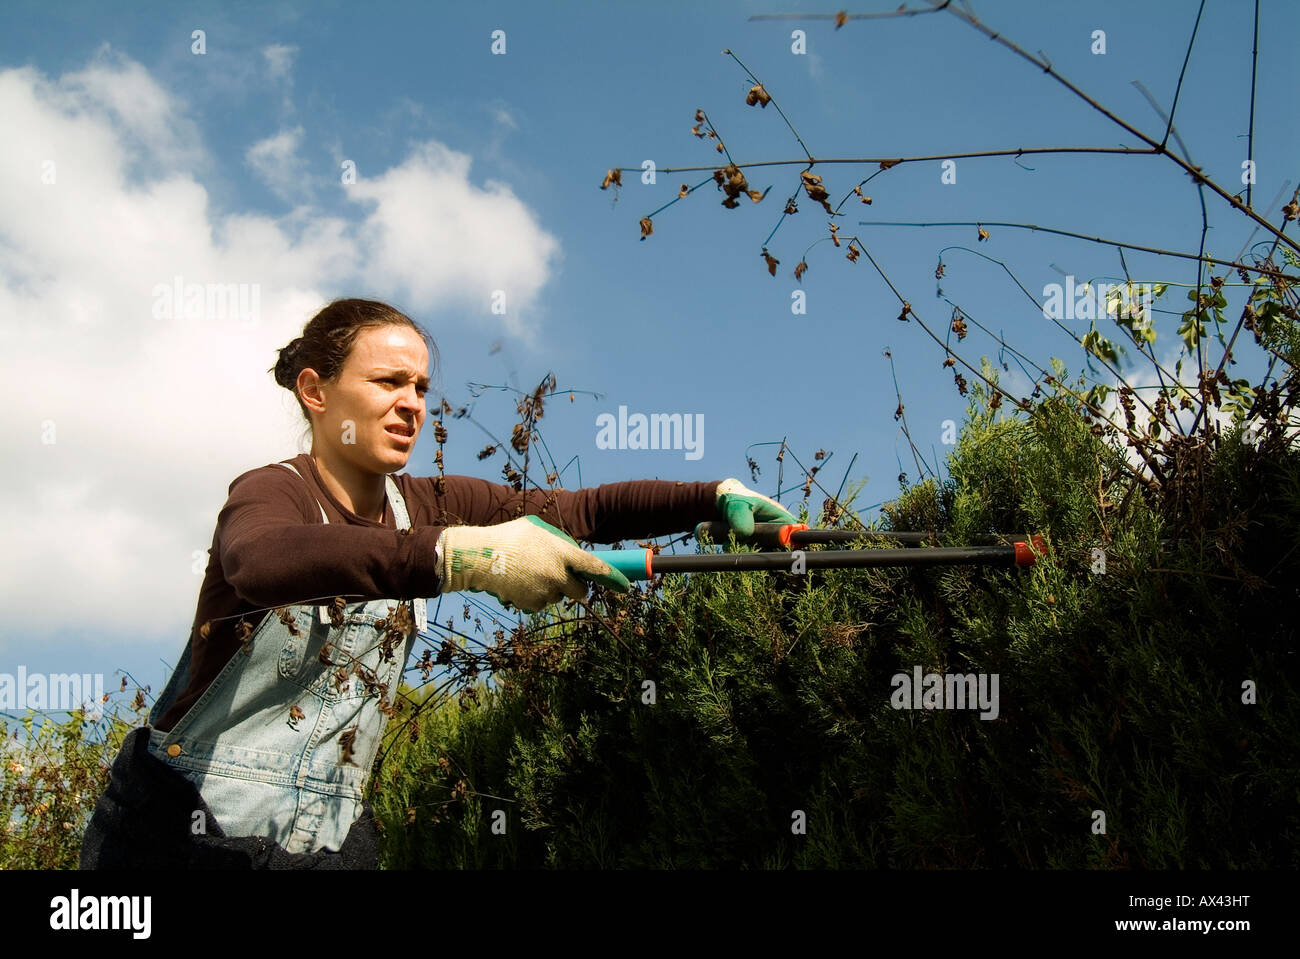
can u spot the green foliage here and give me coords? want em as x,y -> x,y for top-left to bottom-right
380,377 -> 1300,868
20,364 -> 1300,870
1248,255 -> 1300,371
1,708 -> 134,869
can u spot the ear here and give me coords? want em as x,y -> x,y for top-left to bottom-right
297,368 -> 327,414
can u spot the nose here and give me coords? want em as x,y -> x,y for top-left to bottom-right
394,386 -> 423,419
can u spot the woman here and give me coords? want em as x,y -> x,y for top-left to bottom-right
80,298 -> 794,869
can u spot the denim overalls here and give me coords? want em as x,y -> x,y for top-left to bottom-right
144,461 -> 428,855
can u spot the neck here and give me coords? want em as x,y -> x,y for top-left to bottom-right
309,449 -> 386,522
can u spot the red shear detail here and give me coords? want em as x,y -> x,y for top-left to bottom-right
1014,535 -> 1047,566
779,523 -> 809,547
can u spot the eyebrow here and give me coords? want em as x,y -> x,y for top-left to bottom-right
372,368 -> 431,388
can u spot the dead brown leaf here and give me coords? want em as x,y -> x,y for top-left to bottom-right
800,170 -> 833,214
339,726 -> 358,766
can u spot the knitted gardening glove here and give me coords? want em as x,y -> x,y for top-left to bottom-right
715,478 -> 797,537
436,516 -> 630,612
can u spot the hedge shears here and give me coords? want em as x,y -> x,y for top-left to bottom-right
585,522 -> 1046,583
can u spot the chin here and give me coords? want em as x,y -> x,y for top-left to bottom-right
374,446 -> 412,470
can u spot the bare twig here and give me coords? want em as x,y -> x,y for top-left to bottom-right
859,219 -> 1291,281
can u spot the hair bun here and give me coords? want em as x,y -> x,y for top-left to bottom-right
275,338 -> 304,387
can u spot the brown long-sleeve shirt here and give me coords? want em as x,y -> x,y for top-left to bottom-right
156,453 -> 720,731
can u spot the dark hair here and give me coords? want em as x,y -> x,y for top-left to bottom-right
271,298 -> 439,434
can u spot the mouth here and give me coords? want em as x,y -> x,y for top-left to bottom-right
385,424 -> 415,444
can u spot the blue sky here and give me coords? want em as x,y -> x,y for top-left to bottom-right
1,0 -> 1296,719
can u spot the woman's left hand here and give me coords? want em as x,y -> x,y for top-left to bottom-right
715,478 -> 797,536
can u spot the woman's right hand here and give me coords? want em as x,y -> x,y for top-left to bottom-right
436,516 -> 630,612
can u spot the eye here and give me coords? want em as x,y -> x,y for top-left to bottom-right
379,377 -> 428,396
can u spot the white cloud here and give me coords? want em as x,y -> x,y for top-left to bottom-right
262,43 -> 297,81
261,43 -> 298,114
246,126 -> 309,201
491,104 -> 518,131
347,141 -> 560,341
807,52 -> 824,83
60,44 -> 207,176
0,51 -> 559,648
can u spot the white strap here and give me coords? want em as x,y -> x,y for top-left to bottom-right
276,461 -> 426,632
277,463 -> 331,623
277,462 -> 328,523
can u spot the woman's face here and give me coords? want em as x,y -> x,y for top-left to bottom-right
300,324 -> 430,474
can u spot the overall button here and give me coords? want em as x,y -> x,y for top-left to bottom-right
166,744 -> 182,757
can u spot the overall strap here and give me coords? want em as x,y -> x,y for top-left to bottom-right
276,461 -> 426,632
277,462 -> 328,523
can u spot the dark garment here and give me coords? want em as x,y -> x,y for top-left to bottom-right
79,727 -> 381,870
159,453 -> 719,731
